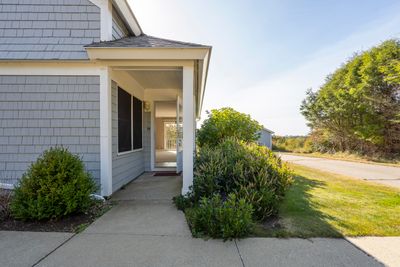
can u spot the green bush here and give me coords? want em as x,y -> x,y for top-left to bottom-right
193,138 -> 292,221
197,107 -> 263,148
186,194 -> 253,240
11,147 -> 97,220
172,194 -> 193,211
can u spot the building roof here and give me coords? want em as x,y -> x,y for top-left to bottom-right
85,34 -> 211,49
261,127 -> 274,134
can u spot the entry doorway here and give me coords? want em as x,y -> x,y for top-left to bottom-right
154,101 -> 182,169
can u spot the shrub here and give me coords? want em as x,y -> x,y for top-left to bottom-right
197,107 -> 263,147
11,147 -> 97,220
186,194 -> 253,240
193,138 -> 292,221
0,189 -> 12,220
173,194 -> 193,211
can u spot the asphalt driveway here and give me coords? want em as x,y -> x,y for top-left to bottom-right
280,153 -> 400,189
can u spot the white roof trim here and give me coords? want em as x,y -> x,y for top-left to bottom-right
113,0 -> 142,36
86,47 -> 210,60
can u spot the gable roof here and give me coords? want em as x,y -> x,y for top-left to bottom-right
85,34 -> 210,48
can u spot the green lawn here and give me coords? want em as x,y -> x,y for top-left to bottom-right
254,164 -> 400,238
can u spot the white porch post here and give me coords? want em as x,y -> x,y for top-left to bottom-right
182,64 -> 195,194
100,67 -> 113,196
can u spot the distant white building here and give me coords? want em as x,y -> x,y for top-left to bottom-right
258,128 -> 274,149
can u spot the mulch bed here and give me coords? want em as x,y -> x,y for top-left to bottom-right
261,216 -> 283,231
0,190 -> 113,233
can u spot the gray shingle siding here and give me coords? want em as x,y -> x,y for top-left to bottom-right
0,75 -> 101,185
112,6 -> 129,40
0,0 -> 100,60
111,81 -> 147,192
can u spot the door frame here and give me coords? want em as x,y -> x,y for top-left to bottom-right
152,100 -> 179,171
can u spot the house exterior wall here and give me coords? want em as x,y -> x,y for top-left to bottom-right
112,6 -> 129,40
258,129 -> 273,149
0,0 -> 100,60
0,75 -> 101,186
143,111 -> 151,172
111,80 -> 146,192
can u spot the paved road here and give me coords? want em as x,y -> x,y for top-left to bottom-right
280,153 -> 400,189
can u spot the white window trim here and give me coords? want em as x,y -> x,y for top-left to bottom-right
116,85 -> 143,155
117,148 -> 143,156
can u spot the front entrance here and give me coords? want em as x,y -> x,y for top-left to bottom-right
154,101 -> 182,170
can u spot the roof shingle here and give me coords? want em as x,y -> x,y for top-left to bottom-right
85,34 -> 210,48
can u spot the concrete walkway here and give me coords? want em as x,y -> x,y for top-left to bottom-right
0,231 -> 72,267
347,237 -> 400,267
280,153 -> 400,189
0,173 -> 393,266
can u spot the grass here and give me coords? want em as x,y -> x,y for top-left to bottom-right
254,164 -> 400,238
280,151 -> 400,167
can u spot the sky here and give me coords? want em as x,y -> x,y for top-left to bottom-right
129,0 -> 400,136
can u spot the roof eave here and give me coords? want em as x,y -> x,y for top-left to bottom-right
85,46 -> 211,60
197,47 -> 212,119
262,128 -> 274,134
113,0 -> 142,36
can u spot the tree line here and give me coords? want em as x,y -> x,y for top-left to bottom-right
300,39 -> 400,157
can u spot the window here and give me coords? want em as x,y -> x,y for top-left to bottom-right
118,88 -> 132,153
118,87 -> 143,153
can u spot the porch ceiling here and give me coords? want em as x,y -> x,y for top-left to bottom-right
127,69 -> 182,90
155,101 -> 179,118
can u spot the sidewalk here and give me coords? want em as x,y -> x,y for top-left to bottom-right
0,173 -> 394,266
347,237 -> 400,267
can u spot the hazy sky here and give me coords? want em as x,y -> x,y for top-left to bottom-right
129,0 -> 400,135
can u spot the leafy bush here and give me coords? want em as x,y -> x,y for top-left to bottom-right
11,147 -> 97,220
197,107 -> 263,147
186,194 -> 253,240
193,138 -> 292,221
173,194 -> 193,211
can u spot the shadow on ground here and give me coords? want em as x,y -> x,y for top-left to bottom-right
254,174 -> 342,238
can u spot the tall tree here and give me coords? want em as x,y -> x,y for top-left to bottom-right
301,39 -> 400,155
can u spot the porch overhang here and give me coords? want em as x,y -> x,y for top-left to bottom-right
85,46 -> 211,119
85,34 -> 211,118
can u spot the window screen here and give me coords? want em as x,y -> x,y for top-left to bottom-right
118,87 -> 132,153
132,96 -> 143,149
